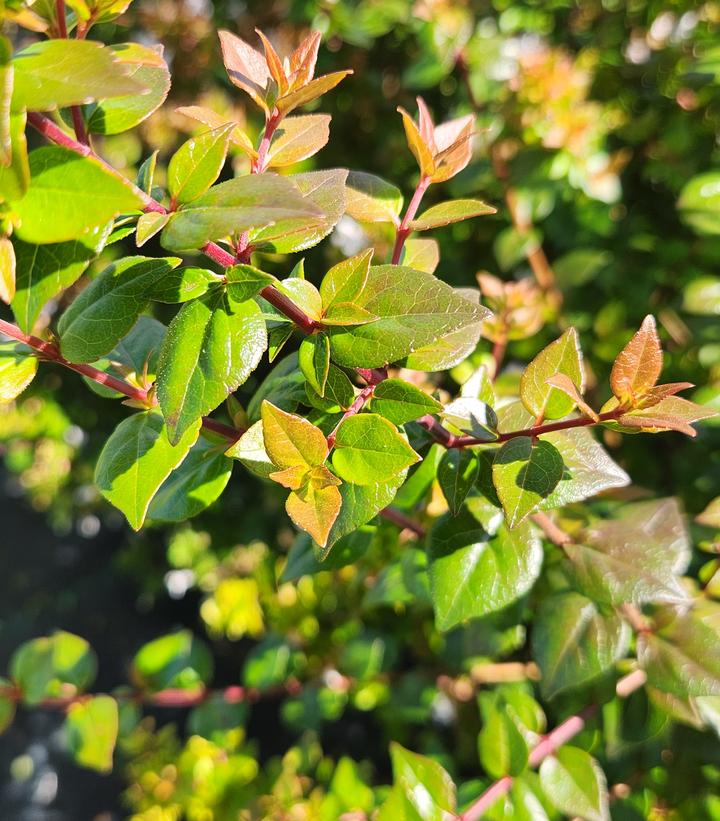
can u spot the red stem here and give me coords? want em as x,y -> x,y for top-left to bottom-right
378,507 -> 426,538
327,384 -> 376,448
391,175 -> 431,265
55,0 -> 68,37
458,672 -> 646,820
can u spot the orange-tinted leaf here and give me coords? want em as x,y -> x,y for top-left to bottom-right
255,29 -> 287,94
416,96 -> 436,152
218,30 -> 271,113
286,481 -> 342,546
176,106 -> 255,155
290,31 -> 321,88
635,382 -> 695,409
431,115 -> 474,183
276,70 -> 352,115
269,464 -> 308,490
618,396 -> 717,437
261,401 -> 328,469
267,114 -> 330,168
397,106 -> 434,178
610,315 -> 663,405
545,373 -> 599,421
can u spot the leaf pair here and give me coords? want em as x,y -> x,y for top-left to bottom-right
261,402 -> 341,547
218,29 -> 351,117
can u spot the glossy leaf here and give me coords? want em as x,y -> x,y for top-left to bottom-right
409,199 -> 496,231
610,315 -> 662,405
95,411 -> 200,529
442,397 -> 498,440
58,256 -> 180,363
437,449 -> 479,515
539,747 -> 610,821
532,592 -> 630,698
267,114 -> 331,167
478,709 -> 529,779
157,292 -> 266,444
332,413 -> 420,484
149,266 -> 218,303
298,333 -> 330,396
389,742 -> 456,820
168,124 -> 234,205
492,437 -> 564,527
520,328 -> 584,420
0,236 -> 15,303
371,378 -> 441,425
400,238 -> 440,273
345,171 -> 403,224
14,147 -> 143,245
428,509 -> 542,631
0,341 -> 37,401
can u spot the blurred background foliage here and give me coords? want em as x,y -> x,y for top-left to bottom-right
2,0 -> 720,818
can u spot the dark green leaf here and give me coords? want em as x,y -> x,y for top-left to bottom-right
437,449 -> 479,515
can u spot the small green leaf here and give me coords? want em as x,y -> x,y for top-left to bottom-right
12,39 -> 145,111
306,363 -> 355,411
0,236 -> 15,304
168,123 -> 234,205
226,263 -> 275,302
442,397 -> 498,440
95,411 -> 201,529
132,630 -> 213,693
66,695 -> 118,773
539,747 -> 610,821
400,238 -> 439,273
299,333 -> 330,396
13,147 -> 143,245
157,293 -> 266,444
437,449 -> 479,515
58,256 -> 180,363
520,328 -> 584,420
149,266 -> 218,303
478,710 -> 529,779
409,198 -> 496,231
267,114 -> 330,167
345,171 -> 403,224
389,742 -> 456,820
0,341 -> 37,401
226,419 -> 274,479
428,509 -> 542,631
319,248 -> 373,310
243,636 -> 298,689
136,211 -> 169,247
11,632 -> 96,705
678,171 -> 720,237
371,378 -> 442,425
532,592 -> 631,698
332,413 -> 420,485
492,437 -> 564,527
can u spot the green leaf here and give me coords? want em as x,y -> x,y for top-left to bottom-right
132,630 -> 213,692
14,147 -> 143,245
437,449 -> 479,515
322,470 -> 408,556
332,413 -> 419,484
280,529 -> 374,582
539,747 -> 610,821
95,411 -> 201,529
149,266 -> 218,304
532,592 -> 630,698
160,173 -> 323,252
58,256 -> 180,363
243,636 -> 298,689
10,631 -> 96,705
66,695 -> 118,773
638,612 -> 720,697
299,333 -> 330,396
157,293 -> 266,444
12,39 -> 145,111
327,265 -> 489,368
249,169 -> 348,254
520,328 -> 584,420
478,710 -> 529,779
85,43 -> 170,135
319,248 -> 373,310
409,198 -> 496,231
147,436 -> 233,522
168,123 -> 234,205
11,231 -> 108,332
400,238 -> 439,274
267,114 -> 330,167
225,263 -> 275,302
428,509 -> 542,631
678,171 -> 720,236
683,276 -> 720,316
371,378 -> 442,425
0,112 -> 29,202
492,437 -> 564,527
565,498 -> 690,605
389,742 -> 456,821
0,341 -> 37,401
226,419 -> 274,478
442,397 -> 498,440
494,226 -> 542,272
135,211 -> 169,246
345,171 -> 403,224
